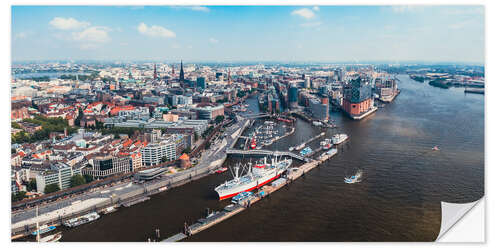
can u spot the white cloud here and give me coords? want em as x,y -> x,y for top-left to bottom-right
137,23 -> 176,38
14,32 -> 28,39
313,6 -> 320,12
291,8 -> 316,19
449,19 -> 476,30
49,17 -> 90,30
209,38 -> 219,44
300,21 -> 322,27
390,6 -> 425,14
72,26 -> 111,43
189,6 -> 210,12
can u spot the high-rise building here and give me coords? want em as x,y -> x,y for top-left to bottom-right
141,140 -> 177,166
36,162 -> 81,193
153,64 -> 157,79
228,69 -> 232,85
310,99 -> 329,121
288,84 -> 299,108
342,77 -> 374,117
197,77 -> 206,90
84,155 -> 134,179
304,76 -> 311,89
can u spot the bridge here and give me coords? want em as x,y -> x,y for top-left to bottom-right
241,113 -> 271,119
226,149 -> 309,162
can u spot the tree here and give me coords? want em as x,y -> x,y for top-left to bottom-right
26,179 -> 37,192
194,132 -> 199,141
44,183 -> 60,194
12,191 -> 27,202
161,156 -> 167,163
182,147 -> 191,154
215,115 -> 225,124
70,174 -> 86,187
83,174 -> 94,184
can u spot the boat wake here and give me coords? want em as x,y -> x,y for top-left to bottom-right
344,170 -> 363,184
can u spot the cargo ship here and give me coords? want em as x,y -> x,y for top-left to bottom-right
214,157 -> 292,200
63,212 -> 100,228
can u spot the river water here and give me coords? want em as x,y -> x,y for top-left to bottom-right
58,74 -> 483,242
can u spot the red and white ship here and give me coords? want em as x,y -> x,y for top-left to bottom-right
214,157 -> 292,200
250,137 -> 257,149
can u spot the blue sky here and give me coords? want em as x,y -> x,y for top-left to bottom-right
11,6 -> 484,63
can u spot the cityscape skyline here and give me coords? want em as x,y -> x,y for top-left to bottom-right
12,5 -> 484,63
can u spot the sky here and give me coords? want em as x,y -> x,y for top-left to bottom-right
11,5 -> 485,63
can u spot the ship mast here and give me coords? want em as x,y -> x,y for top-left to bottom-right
36,206 -> 40,243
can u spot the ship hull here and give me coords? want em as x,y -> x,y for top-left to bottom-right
217,174 -> 281,200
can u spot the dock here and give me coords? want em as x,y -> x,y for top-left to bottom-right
162,233 -> 187,242
290,132 -> 325,151
164,145 -> 338,241
120,196 -> 150,208
348,107 -> 378,120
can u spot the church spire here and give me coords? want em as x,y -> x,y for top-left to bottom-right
179,60 -> 185,83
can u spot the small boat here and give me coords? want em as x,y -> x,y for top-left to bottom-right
289,146 -> 294,151
432,146 -> 440,151
32,225 -> 56,236
103,206 -> 117,215
332,134 -> 349,145
295,143 -> 306,151
323,143 -> 332,150
344,170 -> 363,184
231,191 -> 253,204
39,232 -> 62,242
216,167 -> 228,173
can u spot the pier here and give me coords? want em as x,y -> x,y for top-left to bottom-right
164,146 -> 339,241
290,132 -> 325,151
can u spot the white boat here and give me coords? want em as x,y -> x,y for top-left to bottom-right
332,134 -> 349,145
39,232 -> 62,242
289,146 -> 294,151
312,121 -> 322,126
63,212 -> 100,227
103,206 -> 117,214
214,157 -> 292,200
344,170 -> 363,184
295,143 -> 306,151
